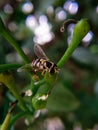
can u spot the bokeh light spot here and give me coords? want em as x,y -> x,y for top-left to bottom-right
96,6 -> 98,13
82,31 -> 93,43
68,2 -> 78,14
64,0 -> 78,15
8,22 -> 17,32
4,4 -> 13,14
56,10 -> 67,21
22,1 -> 34,14
25,15 -> 37,30
47,6 -> 54,14
63,0 -> 72,11
33,15 -> 54,45
39,15 -> 48,25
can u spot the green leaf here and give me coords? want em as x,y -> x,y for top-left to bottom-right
47,83 -> 80,112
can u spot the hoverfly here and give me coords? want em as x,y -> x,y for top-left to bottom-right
31,44 -> 59,76
18,44 -> 59,77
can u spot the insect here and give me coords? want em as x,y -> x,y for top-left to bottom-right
31,44 -> 59,76
18,44 -> 59,76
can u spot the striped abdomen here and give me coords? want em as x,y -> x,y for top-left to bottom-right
31,58 -> 58,74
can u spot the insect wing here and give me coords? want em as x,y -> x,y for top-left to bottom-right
17,64 -> 32,73
34,44 -> 49,60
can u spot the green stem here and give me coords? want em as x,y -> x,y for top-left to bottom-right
8,111 -> 28,129
2,29 -> 30,63
31,78 -> 45,95
0,73 -> 27,111
57,19 -> 91,68
1,112 -> 11,130
0,63 -> 22,72
0,17 -> 30,63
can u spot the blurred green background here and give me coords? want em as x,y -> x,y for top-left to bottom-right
0,0 -> 98,130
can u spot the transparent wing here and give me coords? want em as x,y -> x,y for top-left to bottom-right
34,44 -> 49,60
17,64 -> 32,73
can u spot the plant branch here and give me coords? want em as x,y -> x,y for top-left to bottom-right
0,63 -> 22,72
57,19 -> 91,68
0,17 -> 30,64
0,73 -> 27,111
